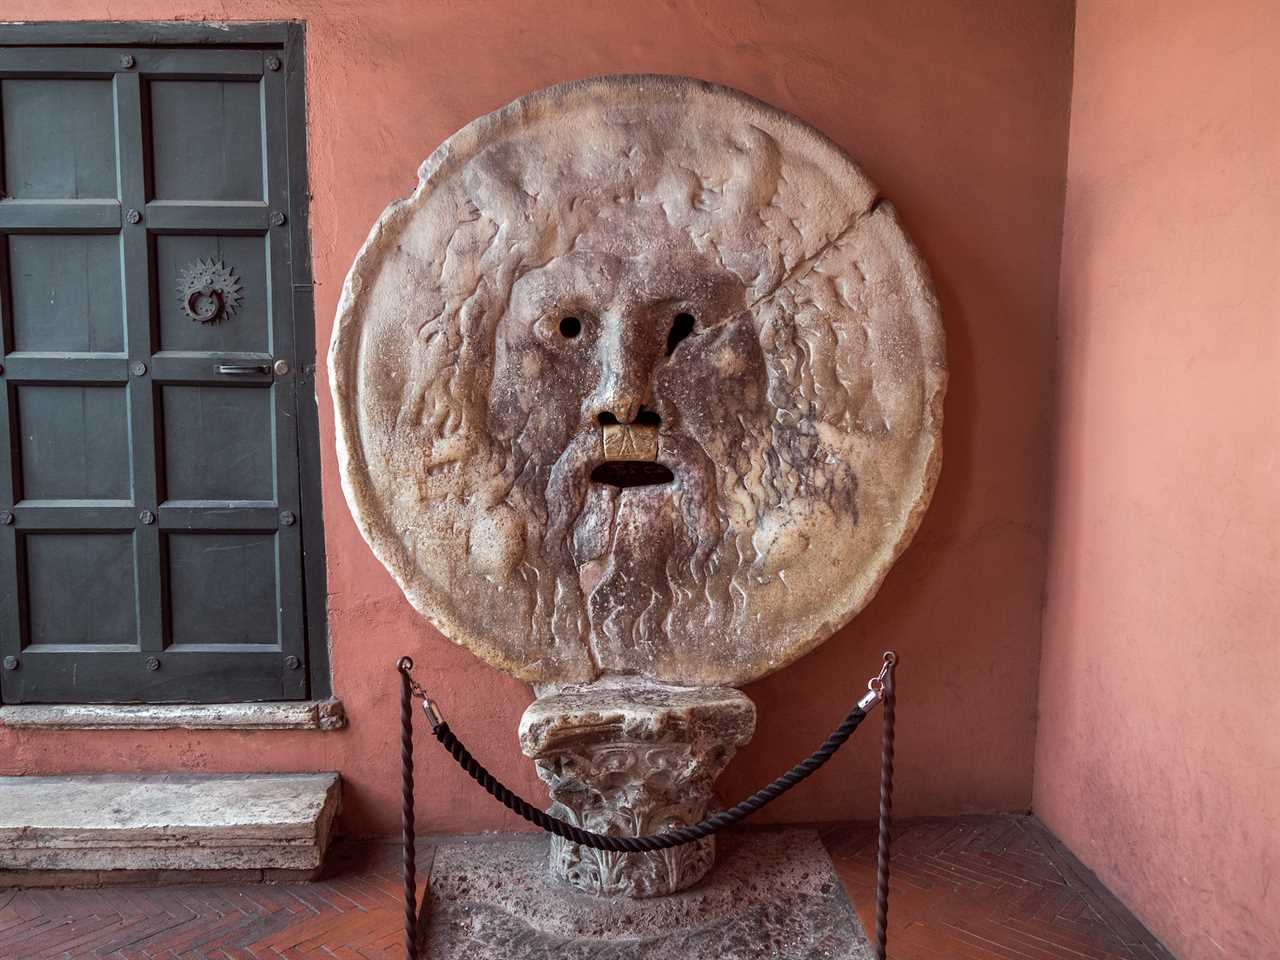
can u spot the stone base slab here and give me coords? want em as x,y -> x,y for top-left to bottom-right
0,773 -> 340,875
421,828 -> 873,959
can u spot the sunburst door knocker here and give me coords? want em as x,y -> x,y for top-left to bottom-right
178,258 -> 243,324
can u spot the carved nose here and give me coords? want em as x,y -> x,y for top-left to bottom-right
587,317 -> 657,425
591,375 -> 646,425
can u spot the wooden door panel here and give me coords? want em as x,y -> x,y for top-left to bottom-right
160,384 -> 274,501
9,234 -> 124,352
0,78 -> 117,199
166,531 -> 279,647
150,79 -> 265,202
154,235 -> 269,353
24,532 -> 137,646
15,385 -> 131,500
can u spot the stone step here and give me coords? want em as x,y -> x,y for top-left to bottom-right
0,773 -> 340,883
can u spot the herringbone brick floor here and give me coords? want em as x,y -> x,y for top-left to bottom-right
0,815 -> 1173,959
826,816 -> 1175,960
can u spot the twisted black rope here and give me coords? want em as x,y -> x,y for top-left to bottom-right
874,655 -> 896,960
428,699 -> 870,853
398,653 -> 897,958
397,657 -> 419,960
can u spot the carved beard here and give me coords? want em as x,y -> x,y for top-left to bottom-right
501,407 -> 772,674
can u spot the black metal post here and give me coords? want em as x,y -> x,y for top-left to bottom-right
874,652 -> 896,960
398,657 -> 418,960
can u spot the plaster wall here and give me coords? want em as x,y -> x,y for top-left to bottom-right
0,1 -> 1074,836
1035,1 -> 1280,956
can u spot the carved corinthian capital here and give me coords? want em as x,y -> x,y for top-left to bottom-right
520,680 -> 756,898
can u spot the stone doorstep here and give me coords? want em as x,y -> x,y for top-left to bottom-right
0,773 -> 340,879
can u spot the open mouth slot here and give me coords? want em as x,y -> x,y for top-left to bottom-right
591,460 -> 676,489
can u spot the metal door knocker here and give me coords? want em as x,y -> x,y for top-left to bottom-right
178,258 -> 242,324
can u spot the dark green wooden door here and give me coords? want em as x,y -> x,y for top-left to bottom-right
0,34 -> 321,703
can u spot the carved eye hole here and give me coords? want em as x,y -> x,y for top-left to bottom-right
666,312 -> 695,356
559,316 -> 582,339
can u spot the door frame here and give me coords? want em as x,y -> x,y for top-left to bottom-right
0,20 -> 330,702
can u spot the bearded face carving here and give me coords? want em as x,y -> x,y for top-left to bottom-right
331,76 -> 946,687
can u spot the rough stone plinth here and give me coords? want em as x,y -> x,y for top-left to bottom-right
421,829 -> 873,959
520,680 -> 755,898
0,773 -> 340,873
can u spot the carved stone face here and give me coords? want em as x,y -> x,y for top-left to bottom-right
331,76 -> 946,687
490,206 -> 753,464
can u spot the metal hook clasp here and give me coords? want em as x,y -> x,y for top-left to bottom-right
421,698 -> 443,732
397,655 -> 443,730
868,650 -> 897,695
859,651 -> 898,712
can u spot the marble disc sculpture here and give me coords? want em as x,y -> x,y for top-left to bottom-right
332,75 -> 945,902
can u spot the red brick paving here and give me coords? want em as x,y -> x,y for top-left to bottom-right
0,815 -> 1173,959
827,816 -> 1175,960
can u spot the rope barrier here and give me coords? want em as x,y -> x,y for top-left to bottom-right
432,701 -> 868,852
402,652 -> 894,853
397,651 -> 898,956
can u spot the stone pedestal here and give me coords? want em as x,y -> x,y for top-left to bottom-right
519,680 -> 755,898
420,830 -> 874,959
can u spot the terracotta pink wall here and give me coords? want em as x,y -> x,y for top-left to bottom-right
0,1 -> 1074,836
1036,2 -> 1280,957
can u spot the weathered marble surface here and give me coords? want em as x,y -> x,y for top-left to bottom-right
421,830 -> 874,959
520,680 -> 755,898
331,75 -> 945,688
0,774 -> 340,871
0,699 -> 346,731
